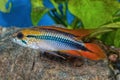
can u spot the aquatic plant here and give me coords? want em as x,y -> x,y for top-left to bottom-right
31,0 -> 120,47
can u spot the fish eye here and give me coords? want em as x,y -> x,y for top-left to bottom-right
17,32 -> 24,39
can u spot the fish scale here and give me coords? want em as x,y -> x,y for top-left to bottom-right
25,29 -> 87,51
40,29 -> 82,44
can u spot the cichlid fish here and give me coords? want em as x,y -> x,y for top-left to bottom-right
12,26 -> 106,60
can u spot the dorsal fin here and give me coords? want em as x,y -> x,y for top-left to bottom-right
33,26 -> 96,38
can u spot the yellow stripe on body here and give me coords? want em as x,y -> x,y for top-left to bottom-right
20,29 -> 43,42
21,29 -> 42,36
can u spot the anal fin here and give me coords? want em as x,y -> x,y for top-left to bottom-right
47,51 -> 66,59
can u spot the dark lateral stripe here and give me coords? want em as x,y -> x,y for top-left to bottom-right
22,40 -> 27,44
27,35 -> 36,38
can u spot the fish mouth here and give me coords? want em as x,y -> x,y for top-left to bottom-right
12,38 -> 27,47
12,32 -> 18,38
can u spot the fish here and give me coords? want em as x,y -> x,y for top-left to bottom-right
12,26 -> 106,60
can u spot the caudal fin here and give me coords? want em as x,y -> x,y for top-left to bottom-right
59,43 -> 106,60
80,43 -> 106,60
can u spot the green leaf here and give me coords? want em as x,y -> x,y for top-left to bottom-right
49,0 -> 68,27
31,0 -> 49,26
101,31 -> 116,46
113,9 -> 120,17
50,0 -> 61,15
53,0 -> 67,4
100,22 -> 120,47
0,0 -> 12,13
70,17 -> 82,29
68,0 -> 120,28
101,29 -> 120,47
50,0 -> 67,15
114,29 -> 120,47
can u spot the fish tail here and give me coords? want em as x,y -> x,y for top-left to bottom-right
59,43 -> 106,60
81,43 -> 106,60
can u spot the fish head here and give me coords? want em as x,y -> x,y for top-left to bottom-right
12,29 -> 41,49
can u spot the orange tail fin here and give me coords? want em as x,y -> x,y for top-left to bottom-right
60,43 -> 106,60
79,43 -> 106,60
